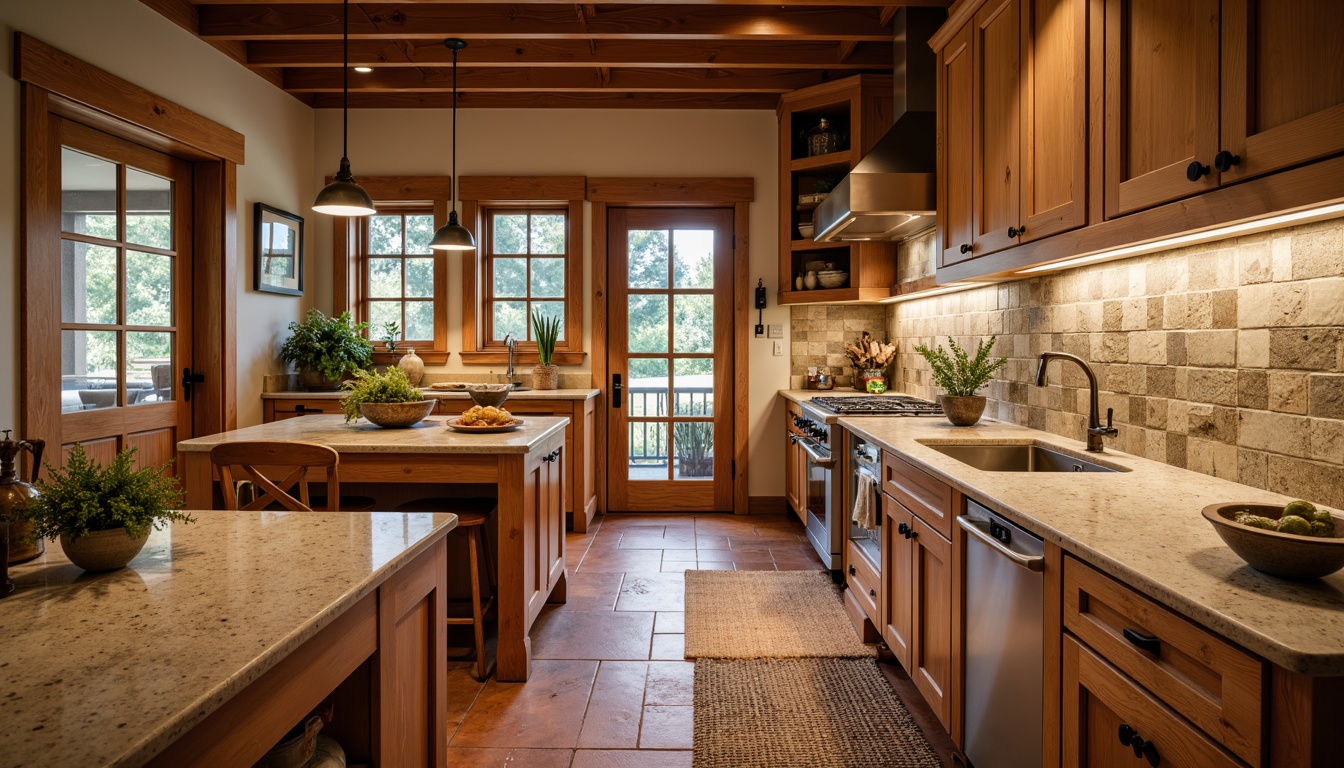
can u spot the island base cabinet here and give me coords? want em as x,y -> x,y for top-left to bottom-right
147,535 -> 449,768
498,446 -> 568,682
1063,635 -> 1243,768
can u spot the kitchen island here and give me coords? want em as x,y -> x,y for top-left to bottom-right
177,414 -> 569,681
0,510 -> 457,768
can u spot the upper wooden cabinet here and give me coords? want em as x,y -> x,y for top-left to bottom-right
777,76 -> 899,304
937,0 -> 1089,267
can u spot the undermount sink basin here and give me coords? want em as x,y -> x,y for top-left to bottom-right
920,441 -> 1126,473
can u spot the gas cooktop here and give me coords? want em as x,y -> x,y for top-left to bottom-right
808,395 -> 944,415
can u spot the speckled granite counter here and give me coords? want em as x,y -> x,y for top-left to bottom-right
179,413 -> 568,455
834,412 -> 1344,675
0,510 -> 457,768
263,387 -> 599,401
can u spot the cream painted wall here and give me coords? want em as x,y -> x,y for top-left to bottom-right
314,109 -> 792,497
0,0 -> 315,434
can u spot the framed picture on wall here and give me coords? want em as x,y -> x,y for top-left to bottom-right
254,203 -> 304,296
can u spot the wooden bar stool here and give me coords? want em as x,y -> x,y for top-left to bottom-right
210,441 -> 340,511
395,496 -> 498,680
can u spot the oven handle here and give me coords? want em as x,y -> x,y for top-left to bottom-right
957,515 -> 1044,572
796,438 -> 835,467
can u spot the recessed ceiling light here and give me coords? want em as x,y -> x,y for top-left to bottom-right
353,66 -> 373,73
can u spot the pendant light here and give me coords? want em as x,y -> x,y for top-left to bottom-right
313,0 -> 376,216
429,38 -> 477,251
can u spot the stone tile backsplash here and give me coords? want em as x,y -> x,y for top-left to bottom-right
789,304 -> 889,387
886,217 -> 1344,508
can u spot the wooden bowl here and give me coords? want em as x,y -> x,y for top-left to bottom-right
1202,502 -> 1344,579
359,399 -> 435,428
467,385 -> 511,408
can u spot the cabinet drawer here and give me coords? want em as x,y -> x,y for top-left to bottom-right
845,539 -> 880,627
1063,634 -> 1244,768
1063,556 -> 1264,766
882,450 -> 952,539
269,399 -> 342,419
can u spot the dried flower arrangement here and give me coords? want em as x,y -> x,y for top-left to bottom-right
844,331 -> 897,370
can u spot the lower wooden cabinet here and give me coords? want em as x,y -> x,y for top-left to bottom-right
1062,634 -> 1243,768
520,445 -> 566,627
843,539 -> 883,643
264,397 -> 343,420
784,400 -> 805,521
883,494 -> 914,667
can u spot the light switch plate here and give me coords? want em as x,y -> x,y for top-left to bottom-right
773,340 -> 784,356
767,324 -> 784,338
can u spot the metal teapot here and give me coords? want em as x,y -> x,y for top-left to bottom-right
0,429 -> 46,564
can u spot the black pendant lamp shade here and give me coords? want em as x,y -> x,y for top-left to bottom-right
430,38 -> 476,251
313,0 -> 375,217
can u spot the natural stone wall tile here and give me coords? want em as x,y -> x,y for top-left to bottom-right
1237,371 -> 1268,410
1237,448 -> 1268,487
1237,241 -> 1272,285
1269,328 -> 1341,370
1303,278 -> 1344,327
1308,374 -> 1344,420
1188,368 -> 1237,406
1267,455 -> 1344,509
1289,224 -> 1344,280
1309,419 -> 1344,465
1237,410 -> 1310,457
1268,372 -> 1308,414
1186,330 -> 1237,367
1188,405 -> 1237,443
1237,330 -> 1270,369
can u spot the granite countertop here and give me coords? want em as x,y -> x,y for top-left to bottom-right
831,410 -> 1344,676
178,414 -> 568,455
264,387 -> 599,401
0,510 -> 458,768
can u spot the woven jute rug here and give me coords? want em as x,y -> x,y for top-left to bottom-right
683,570 -> 873,659
693,657 -> 941,768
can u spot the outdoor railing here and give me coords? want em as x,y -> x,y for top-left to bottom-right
627,386 -> 712,465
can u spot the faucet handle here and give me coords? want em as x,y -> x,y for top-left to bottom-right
1097,407 -> 1119,437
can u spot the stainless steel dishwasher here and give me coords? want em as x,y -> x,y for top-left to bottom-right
959,499 -> 1044,768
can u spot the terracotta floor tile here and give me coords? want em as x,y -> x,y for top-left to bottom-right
576,661 -> 648,749
444,748 -> 575,767
694,548 -> 734,562
577,549 -> 664,573
730,559 -> 777,571
659,549 -> 698,562
725,536 -> 772,551
644,661 -> 694,706
773,559 -> 823,571
617,532 -> 674,548
649,634 -> 684,660
659,562 -> 696,573
653,612 -> 684,634
446,662 -> 486,731
614,573 -> 685,612
639,705 -> 694,749
693,535 -> 731,549
566,571 -> 626,598
552,594 -> 621,611
533,608 -> 655,660
450,659 -> 598,748
571,750 -> 692,768
693,562 -> 735,571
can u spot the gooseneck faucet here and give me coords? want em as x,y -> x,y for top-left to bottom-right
503,333 -> 518,386
1034,352 -> 1118,452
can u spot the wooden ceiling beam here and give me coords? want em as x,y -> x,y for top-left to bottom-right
245,38 -> 895,68
188,0 -> 950,6
197,4 -> 893,41
309,90 -> 782,108
284,65 -> 864,92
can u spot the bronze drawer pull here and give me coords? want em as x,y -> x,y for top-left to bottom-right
1123,627 -> 1161,655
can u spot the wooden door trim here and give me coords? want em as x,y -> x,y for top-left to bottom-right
588,177 -> 753,514
19,37 -> 242,454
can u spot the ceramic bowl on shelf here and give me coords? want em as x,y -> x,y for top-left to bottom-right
797,223 -> 815,239
817,270 -> 848,289
1202,502 -> 1344,579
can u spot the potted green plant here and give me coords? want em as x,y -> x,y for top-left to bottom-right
379,321 -> 401,354
914,336 -> 1008,426
674,422 -> 714,477
19,445 -> 192,572
280,308 -> 374,391
531,310 -> 561,391
340,366 -> 434,427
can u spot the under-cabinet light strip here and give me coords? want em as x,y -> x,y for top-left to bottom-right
878,282 -> 989,304
1015,202 -> 1344,275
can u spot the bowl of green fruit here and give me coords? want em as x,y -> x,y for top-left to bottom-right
1202,500 -> 1344,579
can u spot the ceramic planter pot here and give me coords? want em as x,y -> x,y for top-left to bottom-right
298,367 -> 345,392
397,348 -> 425,387
360,400 -> 435,428
60,528 -> 150,572
939,395 -> 987,426
532,364 -> 559,390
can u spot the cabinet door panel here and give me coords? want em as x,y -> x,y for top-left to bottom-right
912,515 -> 952,730
883,494 -> 913,670
1021,0 -> 1088,240
1104,0 -> 1220,217
972,0 -> 1022,257
940,25 -> 976,266
1220,0 -> 1344,183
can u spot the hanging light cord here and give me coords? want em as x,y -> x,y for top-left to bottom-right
342,0 -> 349,162
451,43 -> 459,217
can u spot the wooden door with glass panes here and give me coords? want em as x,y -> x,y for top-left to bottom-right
49,117 -> 193,470
606,208 -> 734,512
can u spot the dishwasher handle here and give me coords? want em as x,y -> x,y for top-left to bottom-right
958,515 -> 1045,572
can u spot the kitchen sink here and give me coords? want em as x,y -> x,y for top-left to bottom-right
920,441 -> 1126,473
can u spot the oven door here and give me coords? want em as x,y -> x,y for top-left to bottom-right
798,436 -> 839,570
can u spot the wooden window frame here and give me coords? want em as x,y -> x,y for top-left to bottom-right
332,177 -> 451,365
458,176 -> 587,366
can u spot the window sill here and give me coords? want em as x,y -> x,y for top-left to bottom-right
373,351 -> 449,366
457,350 -> 587,366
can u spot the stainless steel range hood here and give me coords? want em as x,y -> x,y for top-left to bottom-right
813,7 -> 941,243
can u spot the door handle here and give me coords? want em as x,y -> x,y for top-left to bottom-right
612,373 -> 622,409
181,368 -> 205,402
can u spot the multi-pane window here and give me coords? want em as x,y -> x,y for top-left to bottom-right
484,209 -> 568,344
363,209 -> 437,345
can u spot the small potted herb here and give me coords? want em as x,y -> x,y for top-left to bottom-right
280,308 -> 374,391
379,321 -> 401,354
19,445 -> 192,572
531,310 -> 561,391
914,336 -> 1007,426
674,422 -> 713,477
340,366 -> 433,427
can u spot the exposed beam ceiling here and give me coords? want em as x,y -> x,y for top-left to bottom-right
141,1 -> 951,108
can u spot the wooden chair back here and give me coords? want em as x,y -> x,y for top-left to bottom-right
209,441 -> 341,512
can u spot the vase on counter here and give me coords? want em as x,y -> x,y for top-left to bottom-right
857,368 -> 886,393
938,395 -> 987,426
397,348 -> 425,387
0,430 -> 45,564
533,364 -> 559,391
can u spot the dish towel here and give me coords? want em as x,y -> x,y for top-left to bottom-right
852,472 -> 877,531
